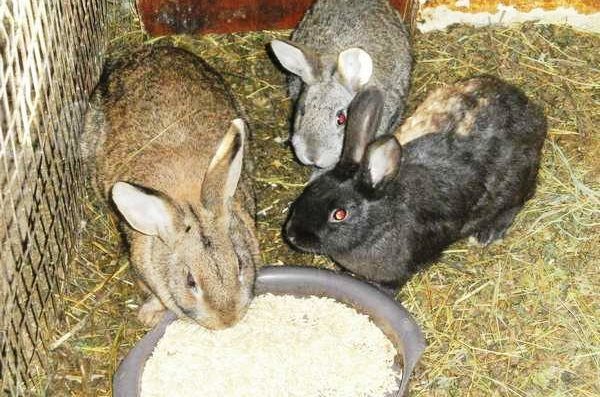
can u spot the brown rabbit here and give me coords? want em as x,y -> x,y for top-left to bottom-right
81,46 -> 260,329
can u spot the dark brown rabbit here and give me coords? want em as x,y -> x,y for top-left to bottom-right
81,46 -> 260,329
285,76 -> 547,289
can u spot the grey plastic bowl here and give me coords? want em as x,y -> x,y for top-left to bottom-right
113,266 -> 425,397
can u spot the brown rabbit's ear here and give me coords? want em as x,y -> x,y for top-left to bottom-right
112,182 -> 178,238
270,39 -> 320,85
339,86 -> 384,167
362,135 -> 402,189
201,119 -> 246,216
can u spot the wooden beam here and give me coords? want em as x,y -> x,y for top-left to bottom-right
418,0 -> 599,33
136,0 -> 418,36
422,0 -> 599,14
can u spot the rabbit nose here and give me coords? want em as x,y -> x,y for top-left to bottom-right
219,313 -> 239,328
285,222 -> 318,251
295,150 -> 314,166
285,220 -> 306,248
312,158 -> 329,169
291,137 -> 315,165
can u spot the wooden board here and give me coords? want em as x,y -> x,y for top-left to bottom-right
422,0 -> 599,14
136,0 -> 418,36
418,0 -> 599,33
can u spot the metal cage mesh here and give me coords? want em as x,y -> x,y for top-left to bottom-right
0,0 -> 108,393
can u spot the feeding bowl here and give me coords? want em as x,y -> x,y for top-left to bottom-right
113,266 -> 426,397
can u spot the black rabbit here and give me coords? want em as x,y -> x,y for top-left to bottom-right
284,76 -> 547,288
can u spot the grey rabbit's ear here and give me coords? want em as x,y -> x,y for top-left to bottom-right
112,182 -> 178,238
339,86 -> 384,167
201,119 -> 246,217
362,135 -> 402,189
270,39 -> 320,85
336,48 -> 373,92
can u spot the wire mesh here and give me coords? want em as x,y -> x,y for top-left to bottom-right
0,0 -> 108,394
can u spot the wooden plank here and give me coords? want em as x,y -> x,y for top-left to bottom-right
422,0 -> 599,14
136,0 -> 418,36
418,0 -> 599,33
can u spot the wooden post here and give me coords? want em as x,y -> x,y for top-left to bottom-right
136,0 -> 418,36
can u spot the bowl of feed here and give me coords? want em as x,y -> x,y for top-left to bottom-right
113,266 -> 425,397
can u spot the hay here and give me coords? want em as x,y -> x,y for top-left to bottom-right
47,4 -> 599,396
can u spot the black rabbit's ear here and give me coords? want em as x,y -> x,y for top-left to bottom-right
339,87 -> 384,167
362,135 -> 402,189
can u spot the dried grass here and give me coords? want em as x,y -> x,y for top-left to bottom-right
47,6 -> 599,396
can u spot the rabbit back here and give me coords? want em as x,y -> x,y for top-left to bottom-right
402,76 -> 545,220
379,76 -> 546,278
85,46 -> 243,199
290,0 -> 412,134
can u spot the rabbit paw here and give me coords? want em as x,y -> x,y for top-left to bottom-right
138,296 -> 167,327
469,232 -> 504,247
470,207 -> 521,247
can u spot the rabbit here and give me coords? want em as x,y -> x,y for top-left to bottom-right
284,76 -> 547,288
81,46 -> 260,329
269,0 -> 412,171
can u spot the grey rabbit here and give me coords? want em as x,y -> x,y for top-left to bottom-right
284,76 -> 547,288
269,0 -> 411,170
81,46 -> 260,328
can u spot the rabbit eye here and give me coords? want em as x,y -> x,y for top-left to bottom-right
186,272 -> 197,290
330,208 -> 348,222
336,110 -> 347,126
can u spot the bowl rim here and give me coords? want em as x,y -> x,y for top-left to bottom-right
112,265 -> 426,397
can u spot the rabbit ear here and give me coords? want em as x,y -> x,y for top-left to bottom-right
270,40 -> 320,85
362,135 -> 402,188
339,86 -> 384,167
201,119 -> 246,216
336,48 -> 373,92
112,182 -> 176,237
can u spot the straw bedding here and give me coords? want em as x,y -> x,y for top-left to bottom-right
48,5 -> 598,396
141,294 -> 400,397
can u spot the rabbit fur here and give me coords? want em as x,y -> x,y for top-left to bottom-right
284,76 -> 547,287
81,46 -> 260,328
270,0 -> 412,170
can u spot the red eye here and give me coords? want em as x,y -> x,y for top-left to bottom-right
331,208 -> 348,222
336,110 -> 347,126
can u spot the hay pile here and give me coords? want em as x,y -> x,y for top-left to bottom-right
48,5 -> 599,396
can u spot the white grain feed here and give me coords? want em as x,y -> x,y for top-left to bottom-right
141,294 -> 401,397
